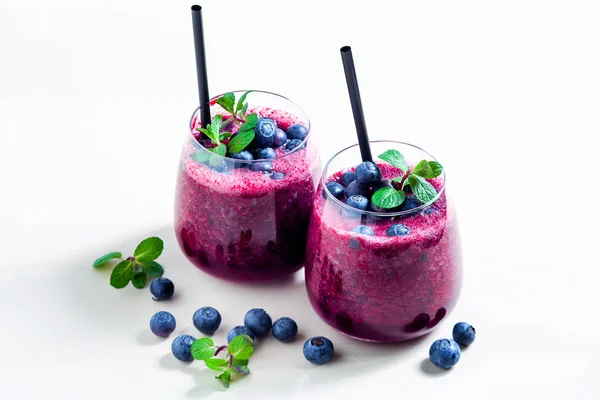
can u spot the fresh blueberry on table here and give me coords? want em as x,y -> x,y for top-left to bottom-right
303,336 -> 334,365
244,308 -> 273,337
272,317 -> 298,342
341,171 -> 356,186
285,139 -> 304,151
253,117 -> 277,148
270,172 -> 285,180
452,322 -> 476,346
346,194 -> 369,211
192,306 -> 222,335
273,128 -> 288,147
355,161 -> 382,187
227,325 -> 255,343
387,224 -> 411,236
150,311 -> 176,337
150,277 -> 175,301
231,150 -> 254,167
344,181 -> 370,198
255,147 -> 276,160
429,338 -> 461,369
326,182 -> 345,199
286,124 -> 308,140
171,334 -> 196,362
249,161 -> 274,172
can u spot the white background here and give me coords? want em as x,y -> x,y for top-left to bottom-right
1,0 -> 599,399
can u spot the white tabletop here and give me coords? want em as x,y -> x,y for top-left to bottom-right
1,1 -> 599,399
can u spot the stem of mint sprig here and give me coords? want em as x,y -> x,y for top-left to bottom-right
192,91 -> 258,166
371,149 -> 444,209
92,237 -> 165,289
191,334 -> 254,389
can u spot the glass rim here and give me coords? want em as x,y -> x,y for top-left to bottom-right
321,140 -> 447,217
188,89 -> 311,163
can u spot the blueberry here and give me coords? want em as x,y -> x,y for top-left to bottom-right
231,150 -> 254,167
400,196 -> 423,213
212,161 -> 229,173
249,161 -> 273,172
270,172 -> 285,180
285,139 -> 304,151
244,308 -> 273,337
387,224 -> 411,236
403,183 -> 412,193
352,225 -> 375,236
325,182 -> 345,199
286,124 -> 308,140
150,277 -> 175,301
372,178 -> 393,191
452,322 -> 476,346
429,339 -> 461,369
355,161 -> 382,187
193,306 -> 222,335
272,129 -> 288,148
252,118 -> 277,148
272,317 -> 298,342
255,147 -> 276,160
150,311 -> 176,337
303,336 -> 334,365
344,181 -> 370,198
346,195 -> 369,211
171,334 -> 196,362
341,171 -> 356,186
227,325 -> 255,343
424,206 -> 437,215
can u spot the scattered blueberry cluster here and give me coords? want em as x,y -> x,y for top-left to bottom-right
149,306 -> 334,366
229,120 -> 308,178
429,322 -> 476,369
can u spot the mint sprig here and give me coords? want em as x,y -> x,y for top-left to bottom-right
92,237 -> 165,289
371,149 -> 443,209
191,334 -> 255,389
195,91 -> 258,161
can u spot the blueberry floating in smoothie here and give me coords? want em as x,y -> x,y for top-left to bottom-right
387,224 -> 411,236
452,322 -> 476,346
171,334 -> 196,361
344,181 -> 370,198
285,138 -> 304,151
273,128 -> 288,147
150,277 -> 175,301
429,338 -> 461,369
350,225 -> 375,249
253,117 -> 277,148
244,308 -> 273,337
355,161 -> 382,186
341,171 -> 356,186
255,147 -> 276,160
249,161 -> 274,172
150,311 -> 176,337
270,172 -> 285,180
346,195 -> 369,211
286,124 -> 308,140
272,317 -> 298,342
230,150 -> 254,166
227,325 -> 255,343
325,182 -> 345,199
193,306 -> 222,335
303,336 -> 334,365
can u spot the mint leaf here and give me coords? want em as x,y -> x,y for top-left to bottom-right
236,90 -> 252,112
227,130 -> 255,154
93,252 -> 121,268
132,272 -> 147,289
216,93 -> 235,114
191,338 -> 216,361
209,143 -> 227,167
371,187 -> 406,209
199,127 -> 218,143
232,358 -> 248,367
219,132 -> 232,141
216,371 -> 231,388
228,334 -> 254,361
427,161 -> 443,177
205,357 -> 228,372
133,237 -> 164,263
408,175 -> 437,204
239,103 -> 249,117
412,160 -> 443,179
232,365 -> 250,375
141,261 -> 163,277
378,149 -> 408,173
110,259 -> 134,289
191,150 -> 211,163
245,113 -> 258,126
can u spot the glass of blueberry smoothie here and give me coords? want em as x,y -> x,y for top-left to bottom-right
175,90 -> 319,283
304,140 -> 462,342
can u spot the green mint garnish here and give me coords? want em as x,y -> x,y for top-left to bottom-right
92,252 -> 122,268
194,91 -> 258,160
93,237 -> 165,290
371,149 -> 443,209
191,334 -> 255,389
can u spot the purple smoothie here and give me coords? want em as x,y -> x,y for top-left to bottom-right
175,101 -> 319,283
305,161 -> 462,342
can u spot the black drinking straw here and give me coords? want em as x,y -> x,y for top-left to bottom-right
340,46 -> 373,162
191,5 -> 211,129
